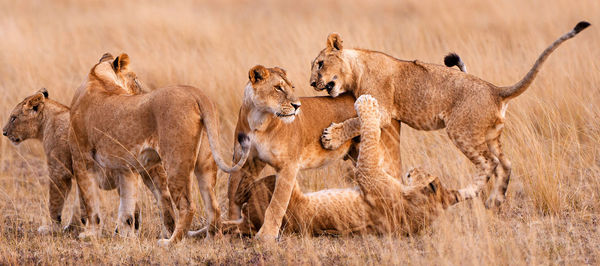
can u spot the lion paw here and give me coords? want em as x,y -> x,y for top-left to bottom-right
321,122 -> 345,150
37,224 -> 61,235
187,227 -> 208,238
484,194 -> 505,209
78,229 -> 100,241
354,95 -> 380,121
113,224 -> 138,239
157,238 -> 172,248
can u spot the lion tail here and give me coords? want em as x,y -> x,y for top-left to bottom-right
195,92 -> 251,173
444,53 -> 467,73
499,21 -> 590,100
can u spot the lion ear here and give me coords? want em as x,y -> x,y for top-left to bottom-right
326,33 -> 343,51
25,93 -> 45,112
273,67 -> 287,76
99,53 -> 114,63
249,65 -> 270,84
112,53 -> 130,73
37,88 -> 48,98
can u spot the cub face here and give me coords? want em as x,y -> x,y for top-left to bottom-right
406,167 -> 461,208
309,33 -> 352,97
3,88 -> 48,144
248,65 -> 301,123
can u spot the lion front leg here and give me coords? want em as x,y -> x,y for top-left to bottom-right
140,165 -> 175,239
321,117 -> 361,150
63,184 -> 88,233
114,171 -> 139,238
255,165 -> 298,242
71,150 -> 103,240
39,170 -> 72,235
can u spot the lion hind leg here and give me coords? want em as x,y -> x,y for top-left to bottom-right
194,159 -> 221,236
158,165 -> 196,247
485,137 -> 512,208
142,165 -> 176,238
447,129 -> 495,202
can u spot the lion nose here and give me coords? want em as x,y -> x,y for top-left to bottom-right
310,81 -> 317,87
325,81 -> 335,91
2,131 -> 6,136
291,102 -> 301,111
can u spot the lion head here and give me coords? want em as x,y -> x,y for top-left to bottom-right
90,53 -> 145,94
309,33 -> 354,97
246,65 -> 301,123
405,167 -> 461,208
3,88 -> 49,144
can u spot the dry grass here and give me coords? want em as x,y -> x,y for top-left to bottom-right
1,0 -> 599,264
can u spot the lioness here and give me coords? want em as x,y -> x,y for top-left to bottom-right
220,65 -> 402,241
310,21 -> 591,208
2,88 -> 175,236
225,95 -> 467,236
69,53 -> 250,246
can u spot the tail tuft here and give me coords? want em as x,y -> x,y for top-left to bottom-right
574,21 -> 591,34
237,133 -> 250,149
444,53 -> 461,68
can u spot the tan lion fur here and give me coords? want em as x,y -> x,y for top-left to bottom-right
309,22 -> 591,208
2,84 -> 177,237
68,53 -> 250,246
223,95 -> 465,236
221,66 -> 402,241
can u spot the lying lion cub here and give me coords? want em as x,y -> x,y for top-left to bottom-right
220,66 -> 402,241
310,22 -> 591,208
2,88 -> 174,236
225,95 -> 468,236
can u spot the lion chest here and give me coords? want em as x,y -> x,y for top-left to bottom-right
249,133 -> 294,167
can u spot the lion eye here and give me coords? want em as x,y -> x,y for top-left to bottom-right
317,61 -> 323,69
275,86 -> 284,92
9,116 -> 16,123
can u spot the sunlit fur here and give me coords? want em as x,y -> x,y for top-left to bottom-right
68,53 -> 251,246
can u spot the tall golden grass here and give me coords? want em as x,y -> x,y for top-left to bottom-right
0,0 -> 598,264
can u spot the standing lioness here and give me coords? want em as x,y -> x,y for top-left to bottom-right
310,21 -> 591,208
69,53 -> 250,246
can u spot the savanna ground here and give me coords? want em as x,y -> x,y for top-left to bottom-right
0,0 -> 599,264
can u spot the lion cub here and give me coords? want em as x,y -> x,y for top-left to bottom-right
310,22 -> 590,208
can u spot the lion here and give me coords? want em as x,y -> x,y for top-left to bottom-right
68,53 -> 250,246
2,87 -> 178,237
221,95 -> 467,236
215,65 -> 403,241
309,21 -> 591,208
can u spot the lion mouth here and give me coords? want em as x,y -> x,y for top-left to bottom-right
8,136 -> 22,144
276,113 -> 295,118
